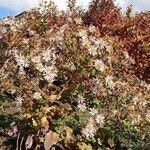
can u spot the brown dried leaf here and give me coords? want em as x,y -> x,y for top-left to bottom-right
25,135 -> 33,150
49,95 -> 57,102
44,131 -> 59,150
62,103 -> 72,111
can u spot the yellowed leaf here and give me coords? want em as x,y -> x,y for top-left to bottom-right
77,142 -> 93,150
41,116 -> 49,127
64,126 -> 74,145
32,118 -> 38,127
108,138 -> 114,148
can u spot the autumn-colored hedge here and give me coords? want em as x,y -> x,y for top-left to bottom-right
0,0 -> 149,150
83,0 -> 150,83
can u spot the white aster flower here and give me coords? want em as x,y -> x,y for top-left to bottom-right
68,62 -> 76,71
9,88 -> 16,94
147,84 -> 150,91
123,51 -> 130,59
44,66 -> 57,75
139,100 -> 147,108
82,118 -> 96,138
38,0 -> 52,14
55,34 -> 63,42
89,25 -> 96,33
82,37 -> 90,47
3,17 -> 15,26
140,81 -> 150,91
146,110 -> 150,122
43,66 -> 57,83
105,75 -> 115,89
94,59 -> 106,72
15,53 -> 29,73
22,38 -> 29,44
99,39 -> 107,49
95,114 -> 105,125
10,25 -> 17,32
42,50 -> 51,62
74,17 -> 82,24
78,29 -> 87,37
94,40 -> 102,46
106,45 -> 113,52
33,92 -> 42,99
88,46 -> 98,56
29,30 -> 36,36
132,96 -> 139,105
77,103 -> 86,112
15,54 -> 29,68
132,114 -> 142,125
89,108 -> 98,116
16,96 -> 24,108
60,24 -> 69,31
77,95 -> 85,104
32,55 -> 41,63
35,63 -> 45,72
44,72 -> 56,83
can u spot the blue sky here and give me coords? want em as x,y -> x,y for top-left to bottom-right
0,0 -> 150,19
0,7 -> 17,18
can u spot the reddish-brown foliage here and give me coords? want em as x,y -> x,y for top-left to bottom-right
83,0 -> 150,83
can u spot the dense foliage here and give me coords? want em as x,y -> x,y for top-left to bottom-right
0,0 -> 149,149
83,0 -> 150,83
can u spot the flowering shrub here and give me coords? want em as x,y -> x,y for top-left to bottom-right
0,0 -> 150,149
